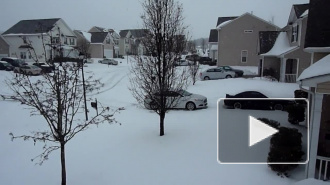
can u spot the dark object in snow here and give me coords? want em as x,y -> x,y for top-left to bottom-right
268,127 -> 304,177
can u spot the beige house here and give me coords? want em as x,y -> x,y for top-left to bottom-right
297,0 -> 330,181
216,13 -> 279,68
260,4 -> 310,83
119,29 -> 148,56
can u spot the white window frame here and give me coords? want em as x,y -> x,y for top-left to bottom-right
20,51 -> 27,59
291,24 -> 298,43
241,50 -> 248,63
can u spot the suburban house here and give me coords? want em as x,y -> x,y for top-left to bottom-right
216,13 -> 279,69
88,26 -> 120,57
119,29 -> 149,56
1,18 -> 78,63
0,35 -> 10,59
208,17 -> 237,62
260,4 -> 310,83
296,0 -> 330,181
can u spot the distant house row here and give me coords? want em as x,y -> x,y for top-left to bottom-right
208,3 -> 312,83
0,19 -> 149,63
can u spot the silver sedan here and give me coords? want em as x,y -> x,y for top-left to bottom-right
98,58 -> 118,65
200,67 -> 236,80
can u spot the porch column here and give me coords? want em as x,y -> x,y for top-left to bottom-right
306,93 -> 323,178
280,58 -> 286,82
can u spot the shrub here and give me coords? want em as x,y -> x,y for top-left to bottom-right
258,118 -> 280,129
268,127 -> 304,177
286,104 -> 305,125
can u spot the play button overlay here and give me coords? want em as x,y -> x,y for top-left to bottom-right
249,116 -> 278,147
217,98 -> 309,164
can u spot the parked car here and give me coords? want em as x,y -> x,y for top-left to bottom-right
175,59 -> 194,66
32,62 -> 54,73
185,54 -> 200,61
218,66 -> 244,77
83,58 -> 93,63
0,61 -> 14,71
144,89 -> 207,110
14,65 -> 42,75
224,91 -> 295,110
1,57 -> 27,67
98,58 -> 118,65
200,67 -> 236,80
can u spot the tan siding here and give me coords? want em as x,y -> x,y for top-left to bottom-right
218,13 -> 278,67
90,44 -> 103,58
284,17 -> 311,76
317,81 -> 330,94
0,37 -> 9,55
314,53 -> 329,64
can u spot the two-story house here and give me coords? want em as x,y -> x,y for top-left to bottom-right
2,18 -> 77,63
296,0 -> 330,181
260,4 -> 310,83
217,13 -> 279,69
119,29 -> 148,56
88,26 -> 120,58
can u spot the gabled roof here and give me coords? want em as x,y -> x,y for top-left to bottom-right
94,26 -> 105,32
258,31 -> 280,54
119,30 -> 129,38
216,13 -> 280,30
208,29 -> 218,42
90,32 -> 109,43
2,18 -> 60,35
261,32 -> 298,57
216,17 -> 238,27
119,29 -> 149,38
74,30 -> 91,42
304,0 -> 330,49
293,4 -> 309,18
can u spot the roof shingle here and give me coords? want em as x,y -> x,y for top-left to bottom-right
2,18 -> 60,35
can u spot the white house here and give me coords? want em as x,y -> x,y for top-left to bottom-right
2,18 -> 78,63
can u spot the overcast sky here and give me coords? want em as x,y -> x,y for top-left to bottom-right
1,0 -> 308,39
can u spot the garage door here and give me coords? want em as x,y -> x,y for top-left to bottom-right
104,49 -> 113,58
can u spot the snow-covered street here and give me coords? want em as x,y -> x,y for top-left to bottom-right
0,57 -> 310,185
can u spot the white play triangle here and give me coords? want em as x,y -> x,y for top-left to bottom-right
249,116 -> 279,147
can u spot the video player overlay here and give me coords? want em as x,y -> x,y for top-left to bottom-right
217,98 -> 308,164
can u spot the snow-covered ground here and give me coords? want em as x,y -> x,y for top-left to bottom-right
0,57 -> 322,185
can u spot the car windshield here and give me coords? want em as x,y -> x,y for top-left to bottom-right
16,59 -> 25,64
179,90 -> 192,96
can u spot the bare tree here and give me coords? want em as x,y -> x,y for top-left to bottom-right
201,38 -> 206,54
5,26 -> 121,185
188,55 -> 200,85
129,0 -> 189,136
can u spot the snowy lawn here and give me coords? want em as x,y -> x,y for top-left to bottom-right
0,56 -> 315,185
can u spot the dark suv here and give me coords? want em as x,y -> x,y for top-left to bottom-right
1,57 -> 27,67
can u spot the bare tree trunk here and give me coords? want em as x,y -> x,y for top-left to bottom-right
160,111 -> 165,136
61,142 -> 66,185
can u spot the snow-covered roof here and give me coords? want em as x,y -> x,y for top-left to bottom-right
81,31 -> 91,42
216,20 -> 233,29
261,32 -> 298,57
300,10 -> 309,17
297,54 -> 330,81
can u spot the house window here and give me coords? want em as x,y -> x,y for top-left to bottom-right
291,24 -> 299,43
106,38 -> 111,44
125,38 -> 129,44
244,30 -> 253,33
52,37 -> 60,44
241,50 -> 248,63
70,38 -> 75,45
20,52 -> 27,59
64,37 -> 68,45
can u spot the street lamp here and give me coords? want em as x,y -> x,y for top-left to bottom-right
79,53 -> 88,121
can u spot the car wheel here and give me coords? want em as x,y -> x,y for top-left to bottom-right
186,102 -> 196,111
204,76 -> 210,80
234,102 -> 242,109
273,104 -> 283,111
225,75 -> 232,79
28,71 -> 33,75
